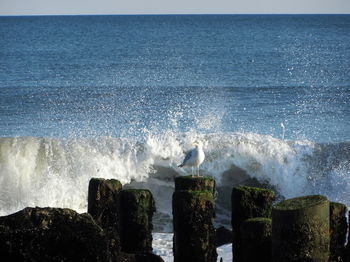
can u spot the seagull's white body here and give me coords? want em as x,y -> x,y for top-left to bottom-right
178,141 -> 205,176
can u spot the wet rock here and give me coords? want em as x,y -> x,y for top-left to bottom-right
272,195 -> 330,262
240,217 -> 272,262
119,189 -> 155,254
0,207 -> 111,262
215,226 -> 232,247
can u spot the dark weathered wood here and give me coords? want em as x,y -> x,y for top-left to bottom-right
173,189 -> 217,262
119,189 -> 155,254
240,217 -> 272,262
88,178 -> 122,255
88,178 -> 122,219
330,202 -> 347,262
272,195 -> 330,262
175,175 -> 216,195
231,185 -> 275,262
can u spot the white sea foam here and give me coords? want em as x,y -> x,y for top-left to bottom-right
0,132 -> 349,217
152,233 -> 173,262
217,243 -> 233,262
152,233 -> 232,262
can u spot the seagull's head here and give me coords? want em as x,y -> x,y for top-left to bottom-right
192,140 -> 203,148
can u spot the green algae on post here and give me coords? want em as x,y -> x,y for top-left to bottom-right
272,195 -> 330,262
88,178 -> 122,220
231,185 -> 275,262
240,217 -> 272,262
175,176 -> 216,195
87,178 -> 123,254
173,190 -> 217,262
231,186 -> 275,228
274,195 -> 327,210
119,189 -> 155,254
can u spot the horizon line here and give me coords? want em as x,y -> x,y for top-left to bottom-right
1,13 -> 350,17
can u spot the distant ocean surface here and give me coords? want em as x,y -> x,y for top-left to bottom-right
0,14 -> 349,237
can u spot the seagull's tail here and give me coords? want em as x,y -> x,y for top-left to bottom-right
178,164 -> 184,168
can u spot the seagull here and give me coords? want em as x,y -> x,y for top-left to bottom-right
178,141 -> 205,177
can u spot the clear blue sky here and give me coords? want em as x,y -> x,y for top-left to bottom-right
1,0 -> 350,15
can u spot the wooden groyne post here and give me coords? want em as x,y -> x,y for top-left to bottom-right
272,195 -> 330,262
119,189 -> 156,254
231,185 -> 275,262
88,178 -> 159,259
330,201 -> 347,261
173,176 -> 217,262
240,217 -> 272,262
88,178 -> 122,253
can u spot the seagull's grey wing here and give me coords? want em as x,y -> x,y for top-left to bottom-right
182,149 -> 193,165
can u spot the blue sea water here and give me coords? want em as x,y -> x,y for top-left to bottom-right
1,15 -> 349,140
0,15 -> 349,232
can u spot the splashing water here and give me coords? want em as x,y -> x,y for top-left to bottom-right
0,16 -> 349,234
1,132 -> 349,220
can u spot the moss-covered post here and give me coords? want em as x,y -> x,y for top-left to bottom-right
330,202 -> 347,262
272,195 -> 330,262
88,178 -> 122,221
88,178 -> 122,253
175,175 -> 216,195
240,217 -> 272,262
173,176 -> 217,262
231,186 -> 275,262
119,189 -> 155,254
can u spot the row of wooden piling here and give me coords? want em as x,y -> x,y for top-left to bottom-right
174,176 -> 349,262
88,176 -> 349,262
232,186 -> 348,262
88,178 -> 156,257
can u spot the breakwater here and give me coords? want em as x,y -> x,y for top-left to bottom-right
0,176 -> 349,261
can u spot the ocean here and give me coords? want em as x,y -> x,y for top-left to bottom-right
0,14 -> 349,261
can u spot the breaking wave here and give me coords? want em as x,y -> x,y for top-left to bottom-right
0,132 -> 349,230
